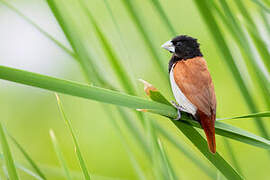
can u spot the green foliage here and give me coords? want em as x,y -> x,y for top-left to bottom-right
50,130 -> 72,180
55,94 -> 91,180
0,0 -> 270,179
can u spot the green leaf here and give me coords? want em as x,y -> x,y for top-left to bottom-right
218,111 -> 270,120
55,94 -> 91,180
0,65 -> 177,117
0,123 -> 19,180
49,130 -> 72,180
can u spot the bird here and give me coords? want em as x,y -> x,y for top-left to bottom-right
162,35 -> 217,153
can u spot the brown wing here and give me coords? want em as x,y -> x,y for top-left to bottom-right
173,57 -> 217,153
173,57 -> 216,116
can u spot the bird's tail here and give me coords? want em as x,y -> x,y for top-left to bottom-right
197,110 -> 216,154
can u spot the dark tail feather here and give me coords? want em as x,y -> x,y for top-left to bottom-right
197,111 -> 216,154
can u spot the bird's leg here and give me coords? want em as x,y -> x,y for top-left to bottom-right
170,101 -> 185,120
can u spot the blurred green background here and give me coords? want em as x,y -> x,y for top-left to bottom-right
0,0 -> 269,179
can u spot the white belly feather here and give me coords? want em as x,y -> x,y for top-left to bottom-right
170,66 -> 197,115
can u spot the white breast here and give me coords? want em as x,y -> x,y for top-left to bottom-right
170,65 -> 197,115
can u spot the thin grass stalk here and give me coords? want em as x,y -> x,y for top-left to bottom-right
150,0 -> 177,36
8,134 -> 47,179
156,137 -> 178,180
104,108 -> 147,180
0,149 -> 44,179
103,0 -> 139,92
120,0 -> 168,79
79,0 -> 135,95
15,163 -> 43,180
101,0 -> 147,127
55,94 -> 91,180
223,139 -> 242,175
155,123 -> 216,179
49,130 -> 72,180
145,118 -> 171,180
46,0 -> 104,85
0,123 -> 19,180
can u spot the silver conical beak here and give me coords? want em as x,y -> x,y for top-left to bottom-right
161,40 -> 175,53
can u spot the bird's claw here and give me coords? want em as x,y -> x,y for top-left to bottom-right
171,101 -> 185,120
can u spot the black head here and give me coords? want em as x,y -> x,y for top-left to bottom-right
162,35 -> 203,60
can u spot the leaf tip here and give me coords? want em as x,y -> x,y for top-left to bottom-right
136,109 -> 148,112
138,79 -> 157,95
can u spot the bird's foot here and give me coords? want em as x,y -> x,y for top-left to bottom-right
170,101 -> 185,120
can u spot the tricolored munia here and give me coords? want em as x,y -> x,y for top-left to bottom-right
162,35 -> 217,153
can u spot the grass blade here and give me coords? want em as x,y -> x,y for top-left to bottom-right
156,138 -> 178,180
49,130 -> 72,180
79,1 -> 135,95
150,0 -> 177,36
46,0 -> 104,85
218,111 -> 270,120
223,139 -> 242,175
0,65 -> 177,117
156,124 -> 216,179
8,135 -> 46,179
15,163 -> 43,180
55,94 -> 91,180
0,123 -> 19,180
120,0 -> 168,79
0,153 -> 43,180
105,108 -> 147,180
